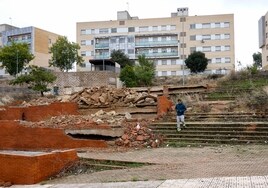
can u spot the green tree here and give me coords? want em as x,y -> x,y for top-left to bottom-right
0,42 -> 34,76
10,65 -> 57,97
252,52 -> 262,68
119,65 -> 138,87
185,51 -> 208,73
49,36 -> 83,72
135,55 -> 155,86
110,50 -> 133,68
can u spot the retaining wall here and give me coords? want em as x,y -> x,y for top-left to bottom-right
0,102 -> 79,121
0,149 -> 78,184
0,121 -> 108,150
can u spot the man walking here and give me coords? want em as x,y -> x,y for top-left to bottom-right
175,98 -> 187,131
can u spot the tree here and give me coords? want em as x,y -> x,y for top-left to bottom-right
119,65 -> 138,87
252,52 -> 262,68
185,51 -> 208,73
10,65 -> 57,97
135,55 -> 155,86
49,36 -> 83,72
110,50 -> 133,68
0,42 -> 34,76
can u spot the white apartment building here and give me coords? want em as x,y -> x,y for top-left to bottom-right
259,11 -> 268,69
77,8 -> 235,76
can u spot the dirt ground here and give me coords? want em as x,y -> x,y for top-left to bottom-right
45,144 -> 268,183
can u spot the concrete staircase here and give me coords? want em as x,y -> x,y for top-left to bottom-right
149,112 -> 268,146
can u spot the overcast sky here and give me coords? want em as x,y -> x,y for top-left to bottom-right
1,0 -> 268,68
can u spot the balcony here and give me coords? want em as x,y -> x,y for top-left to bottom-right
135,40 -> 178,47
135,52 -> 178,58
95,43 -> 109,49
95,54 -> 110,59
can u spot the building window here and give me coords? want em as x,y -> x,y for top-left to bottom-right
128,49 -> 134,54
215,34 -> 221,40
224,22 -> 230,28
180,55 -> 187,59
119,21 -> 125,25
153,26 -> 158,31
180,17 -> 186,22
216,58 -> 221,63
110,38 -> 116,43
190,24 -> 196,29
81,51 -> 86,56
162,71 -> 167,76
190,35 -> 196,40
224,34 -> 230,39
162,48 -> 167,53
153,48 -> 158,53
128,37 -> 134,43
139,26 -> 149,32
162,60 -> 167,65
203,46 -> 211,52
202,35 -> 211,40
266,44 -> 268,50
91,29 -> 95,34
161,25 -> 167,31
215,22 -> 221,28
180,43 -> 186,48
171,71 -> 176,75
190,47 -> 196,53
170,25 -> 176,30
161,36 -> 167,41
119,38 -> 125,43
171,59 -> 176,65
202,23 -> 211,29
180,32 -> 186,37
99,28 -> 109,34
225,57 -> 231,63
225,45 -> 230,51
81,29 -> 86,35
215,46 -> 221,51
81,40 -> 86,46
111,28 -> 117,33
128,27 -> 135,32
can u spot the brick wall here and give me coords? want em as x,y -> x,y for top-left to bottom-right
0,102 -> 79,121
0,149 -> 78,184
0,121 -> 108,150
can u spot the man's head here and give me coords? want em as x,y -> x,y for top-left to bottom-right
177,99 -> 182,103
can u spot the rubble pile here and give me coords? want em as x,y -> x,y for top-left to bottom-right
115,121 -> 164,148
20,97 -> 58,107
20,110 -> 128,129
68,86 -> 157,108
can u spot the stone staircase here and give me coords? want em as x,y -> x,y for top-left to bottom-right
149,112 -> 268,146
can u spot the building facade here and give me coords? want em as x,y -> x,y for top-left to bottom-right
0,25 -> 61,77
76,8 -> 235,76
259,11 -> 268,69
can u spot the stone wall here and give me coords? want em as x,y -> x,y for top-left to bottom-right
53,71 -> 118,95
0,71 -> 118,96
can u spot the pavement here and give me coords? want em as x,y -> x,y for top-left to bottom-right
10,145 -> 268,188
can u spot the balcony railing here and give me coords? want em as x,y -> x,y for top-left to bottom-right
135,40 -> 178,47
94,54 -> 110,59
135,52 -> 178,58
95,43 -> 109,49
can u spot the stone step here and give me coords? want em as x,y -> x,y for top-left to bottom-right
163,137 -> 267,144
152,130 -> 268,136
